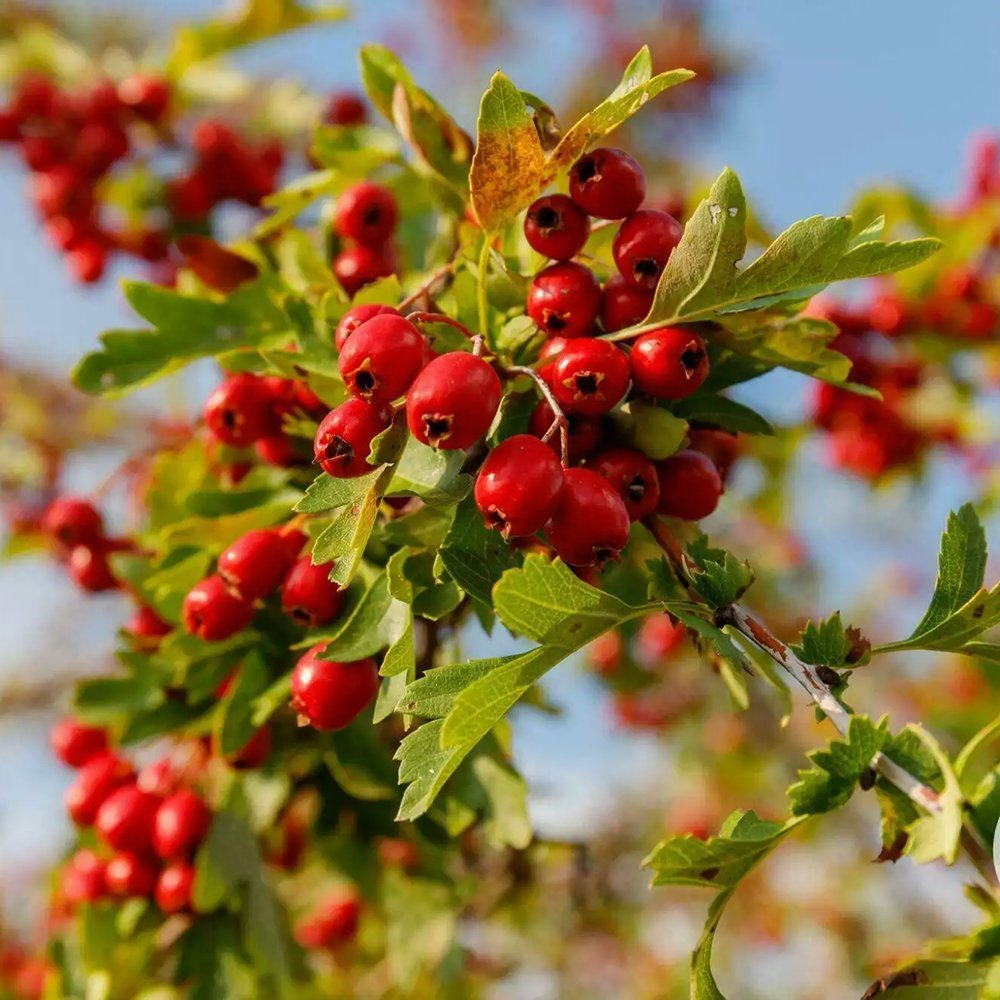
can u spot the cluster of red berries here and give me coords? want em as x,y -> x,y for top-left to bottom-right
38,495 -> 131,593
0,72 -> 172,283
52,719 -> 212,914
331,180 -> 400,296
294,887 -> 363,950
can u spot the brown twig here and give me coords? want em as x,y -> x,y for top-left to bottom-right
504,365 -> 569,467
398,260 -> 458,311
407,311 -> 479,343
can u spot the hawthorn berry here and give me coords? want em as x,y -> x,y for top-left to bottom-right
333,243 -> 395,296
281,557 -> 344,627
601,274 -> 653,333
105,852 -> 158,898
62,850 -> 108,905
334,303 -> 399,351
255,432 -> 310,468
68,541 -> 124,593
290,643 -> 379,731
569,147 -> 645,219
338,314 -> 426,406
529,401 -> 605,462
406,352 -> 502,449
155,862 -> 195,913
182,575 -> 256,642
613,209 -> 683,292
40,497 -> 103,548
688,427 -> 741,483
545,468 -> 631,566
117,74 -> 171,124
95,784 -> 161,854
228,726 -> 272,769
314,401 -> 386,481
629,327 -> 709,399
591,448 -> 660,521
524,194 -> 591,260
325,92 -> 367,126
656,450 -> 723,520
637,613 -> 687,662
65,753 -> 134,827
335,181 -> 398,247
137,758 -> 180,798
68,240 -> 108,285
203,374 -> 278,447
474,435 -> 565,539
50,719 -> 108,769
526,261 -> 602,338
218,529 -> 295,601
295,890 -> 361,948
152,790 -> 211,860
550,339 -> 630,415
126,605 -> 172,644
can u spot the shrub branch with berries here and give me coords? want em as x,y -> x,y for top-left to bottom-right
6,15 -> 1000,998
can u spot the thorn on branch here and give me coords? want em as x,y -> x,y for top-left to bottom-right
816,665 -> 841,687
859,767 -> 877,791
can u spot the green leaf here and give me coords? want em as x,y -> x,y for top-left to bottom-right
789,716 -> 889,815
864,959 -> 1000,998
326,719 -> 398,801
474,754 -> 532,850
671,394 -> 774,436
397,657 -> 509,719
312,471 -> 390,587
387,438 -> 472,506
686,550 -> 754,608
313,571 -> 409,661
383,870 -> 457,991
903,726 -> 964,866
214,655 -> 271,757
617,400 -> 689,459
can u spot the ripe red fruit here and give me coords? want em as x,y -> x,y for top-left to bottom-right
50,719 -> 108,769
569,147 -> 646,219
601,274 -> 653,332
126,605 -> 172,644
406,353 -> 502,449
65,753 -> 134,827
290,643 -> 379,731
40,497 -> 103,548
526,261 -> 602,338
176,235 -> 258,293
62,850 -> 108,905
137,758 -> 180,798
529,401 -> 605,462
338,314 -> 426,406
637,613 -> 687,663
687,427 -> 741,483
325,92 -> 367,126
474,435 -> 565,539
281,557 -> 344,627
550,339 -> 630,415
314,398 -> 391,478
591,448 -> 660,521
254,432 -> 310,468
228,726 -> 271,769
295,890 -> 361,948
334,303 -> 399,351
169,171 -> 214,221
630,327 -> 709,399
117,74 -> 171,124
68,541 -> 125,593
218,529 -> 294,601
95,784 -> 161,854
545,468 -> 631,567
105,852 -> 158,898
613,210 -> 683,292
335,182 -> 398,247
524,194 -> 591,261
656,450 -> 723,520
68,240 -> 108,285
153,790 -> 212,860
203,374 -> 278,447
333,243 -> 395,296
182,575 -> 256,642
155,862 -> 195,913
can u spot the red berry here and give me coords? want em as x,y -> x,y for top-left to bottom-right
334,303 -> 399,351
12,75 -> 58,120
203,374 -> 278,447
68,240 -> 108,285
118,74 -> 172,124
126,605 -> 172,644
153,791 -> 211,860
637,613 -> 687,663
228,726 -> 271,769
687,428 -> 741,483
314,398 -> 390,478
524,194 -> 591,260
65,753 -> 134,827
569,147 -> 645,219
601,274 -> 653,332
544,468 -> 630,567
291,643 -> 379,731
295,889 -> 361,948
529,401 -> 605,462
182,575 -> 256,641
21,134 -> 62,172
155,861 -> 195,913
62,850 -> 108,905
105,852 -> 158,898
333,243 -> 395,296
95,784 -> 161,854
68,540 -> 125,593
137,758 -> 180,797
613,210 -> 683,292
526,262 -> 602,339
325,92 -> 367,126
254,432 -> 310,468
335,181 -> 398,248
77,121 -> 129,176
0,109 -> 22,143
550,339 -> 630,415
656,450 -> 723,520
406,353 -> 502,450
591,448 -> 660,521
630,327 -> 709,399
281,557 -> 345,627
474,435 -> 565,539
50,719 -> 108,769
338,314 -> 426,406
218,529 -> 294,601
40,497 -> 103,548
168,172 -> 214,221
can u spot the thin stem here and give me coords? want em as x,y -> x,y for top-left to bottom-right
399,260 -> 458,311
601,317 -> 669,343
408,311 -> 478,342
477,235 -> 491,338
644,516 -> 1000,891
505,364 -> 569,466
